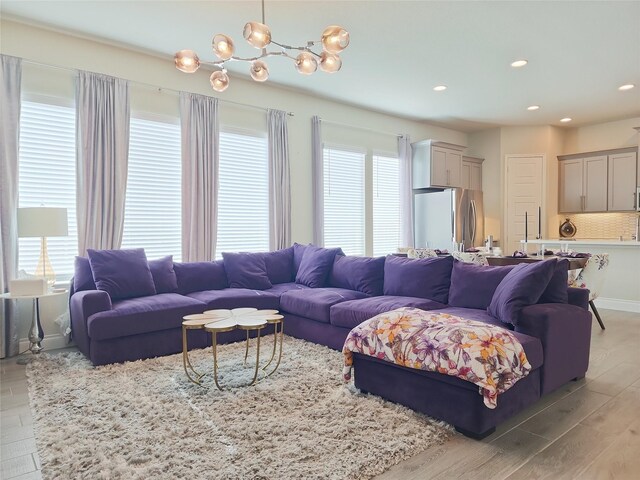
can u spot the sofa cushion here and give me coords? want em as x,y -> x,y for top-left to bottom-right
222,252 -> 272,290
186,288 -> 280,310
293,242 -> 310,274
329,255 -> 385,296
488,260 -> 557,326
280,288 -> 369,323
174,261 -> 228,294
87,293 -> 205,341
74,256 -> 96,292
539,259 -> 569,304
330,296 -> 447,329
149,255 -> 178,294
87,248 -> 156,300
383,255 -> 453,304
263,247 -> 294,284
263,282 -> 311,296
436,306 -> 543,370
449,261 -> 515,310
295,245 -> 342,288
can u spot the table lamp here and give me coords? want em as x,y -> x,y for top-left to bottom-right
17,207 -> 69,285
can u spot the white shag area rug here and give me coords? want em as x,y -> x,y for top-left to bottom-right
26,335 -> 452,480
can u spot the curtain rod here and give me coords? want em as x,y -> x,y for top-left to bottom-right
20,58 -> 294,116
318,117 -> 402,138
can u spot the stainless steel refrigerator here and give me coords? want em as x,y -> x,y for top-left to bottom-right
414,188 -> 484,251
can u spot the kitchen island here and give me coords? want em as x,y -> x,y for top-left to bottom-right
522,239 -> 640,312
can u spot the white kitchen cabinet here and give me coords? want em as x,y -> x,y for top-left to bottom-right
412,140 -> 466,189
608,151 -> 638,211
559,147 -> 638,213
558,155 -> 607,213
462,156 -> 483,191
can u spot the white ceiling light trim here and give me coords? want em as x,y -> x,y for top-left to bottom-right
527,105 -> 540,111
510,59 -> 528,68
560,117 -> 572,123
618,84 -> 635,91
433,85 -> 447,91
173,0 -> 349,92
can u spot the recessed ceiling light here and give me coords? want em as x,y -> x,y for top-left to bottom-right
560,117 -> 572,123
618,84 -> 635,91
511,59 -> 528,68
433,85 -> 447,91
527,105 -> 540,111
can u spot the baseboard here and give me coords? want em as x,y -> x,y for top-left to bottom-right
594,297 -> 640,313
19,333 -> 74,353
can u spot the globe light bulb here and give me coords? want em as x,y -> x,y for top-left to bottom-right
210,70 -> 230,92
243,21 -> 272,49
295,52 -> 318,75
319,52 -> 342,73
174,50 -> 200,73
321,26 -> 350,54
250,60 -> 269,82
212,34 -> 235,60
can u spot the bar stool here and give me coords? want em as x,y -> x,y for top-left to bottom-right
569,253 -> 609,330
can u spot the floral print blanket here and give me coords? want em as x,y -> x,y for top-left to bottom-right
343,307 -> 531,409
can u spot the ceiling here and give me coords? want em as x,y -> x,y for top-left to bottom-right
2,1 -> 639,132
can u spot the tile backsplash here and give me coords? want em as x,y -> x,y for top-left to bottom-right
561,212 -> 640,239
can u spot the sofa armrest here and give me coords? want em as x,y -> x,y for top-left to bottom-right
567,287 -> 589,310
70,290 -> 112,357
516,303 -> 592,395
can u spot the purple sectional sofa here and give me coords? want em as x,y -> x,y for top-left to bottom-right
69,244 -> 592,439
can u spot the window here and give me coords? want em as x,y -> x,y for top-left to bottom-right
216,130 -> 269,256
372,154 -> 401,256
121,116 -> 182,261
323,146 -> 365,255
18,100 -> 78,281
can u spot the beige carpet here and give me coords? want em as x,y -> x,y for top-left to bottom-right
26,335 -> 452,479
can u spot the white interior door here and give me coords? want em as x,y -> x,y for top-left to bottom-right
505,155 -> 544,255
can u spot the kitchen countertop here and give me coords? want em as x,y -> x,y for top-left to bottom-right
521,239 -> 640,247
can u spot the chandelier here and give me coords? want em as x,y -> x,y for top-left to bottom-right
173,0 -> 350,92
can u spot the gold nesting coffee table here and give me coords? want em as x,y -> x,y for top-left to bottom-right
181,308 -> 284,390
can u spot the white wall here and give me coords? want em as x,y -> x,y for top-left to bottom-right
1,19 -> 468,347
564,116 -> 640,153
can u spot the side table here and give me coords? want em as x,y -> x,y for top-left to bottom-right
0,290 -> 68,364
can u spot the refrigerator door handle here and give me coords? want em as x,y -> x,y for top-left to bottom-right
470,200 -> 477,244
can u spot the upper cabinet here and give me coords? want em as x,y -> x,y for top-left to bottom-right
461,156 -> 484,191
412,140 -> 466,189
608,151 -> 638,211
558,148 -> 638,213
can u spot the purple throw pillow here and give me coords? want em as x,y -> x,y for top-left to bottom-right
73,256 -> 97,292
538,258 -> 569,304
449,261 -> 516,310
263,247 -> 294,284
173,261 -> 228,294
383,255 -> 454,304
487,259 -> 557,326
329,255 -> 385,296
148,255 -> 178,294
222,252 -> 273,290
293,243 -> 310,274
295,245 -> 342,288
87,248 -> 157,300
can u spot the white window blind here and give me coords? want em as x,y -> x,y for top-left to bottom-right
372,154 -> 401,256
216,130 -> 269,257
323,146 -> 365,256
18,100 -> 78,281
121,116 -> 182,261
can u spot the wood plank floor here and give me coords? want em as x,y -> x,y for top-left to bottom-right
1,309 -> 638,479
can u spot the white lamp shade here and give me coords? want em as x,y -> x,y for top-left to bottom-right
18,207 -> 68,238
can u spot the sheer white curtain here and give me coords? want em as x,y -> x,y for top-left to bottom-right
267,109 -> 291,250
0,55 -> 21,358
398,134 -> 414,248
76,71 -> 130,255
180,92 -> 219,261
311,116 -> 324,246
